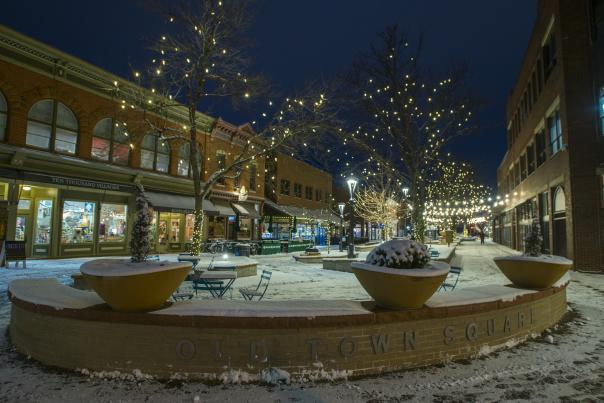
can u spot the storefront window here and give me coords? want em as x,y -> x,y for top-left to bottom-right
208,216 -> 226,239
35,199 -> 53,244
62,201 -> 95,243
170,215 -> 180,242
15,216 -> 26,241
149,209 -> 157,246
237,217 -> 251,239
99,203 -> 128,242
185,214 -> 195,242
159,212 -> 181,243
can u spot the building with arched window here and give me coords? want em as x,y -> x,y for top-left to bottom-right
0,24 -> 272,257
492,0 -> 604,272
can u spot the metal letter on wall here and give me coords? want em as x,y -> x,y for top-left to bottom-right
249,340 -> 268,363
404,331 -> 417,351
465,323 -> 478,341
339,337 -> 356,359
370,334 -> 389,354
176,339 -> 196,360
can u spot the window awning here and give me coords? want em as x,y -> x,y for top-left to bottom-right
231,202 -> 261,219
211,199 -> 236,216
146,192 -> 219,215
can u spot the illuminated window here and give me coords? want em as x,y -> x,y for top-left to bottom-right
99,203 -> 128,242
91,118 -> 130,165
27,99 -> 78,154
61,201 -> 95,243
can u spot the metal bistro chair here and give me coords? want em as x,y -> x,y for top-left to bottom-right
439,266 -> 462,291
239,270 -> 272,301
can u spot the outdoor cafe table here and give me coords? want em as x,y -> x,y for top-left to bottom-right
196,271 -> 237,298
177,254 -> 201,270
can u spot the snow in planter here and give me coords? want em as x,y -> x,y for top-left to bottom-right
365,239 -> 430,269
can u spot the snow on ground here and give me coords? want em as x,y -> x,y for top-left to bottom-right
1,240 -> 604,402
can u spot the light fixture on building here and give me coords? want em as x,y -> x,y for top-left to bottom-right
22,186 -> 31,191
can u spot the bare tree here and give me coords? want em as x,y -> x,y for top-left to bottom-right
110,0 -> 334,254
331,26 -> 476,240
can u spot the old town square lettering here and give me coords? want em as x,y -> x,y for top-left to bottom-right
175,308 -> 536,363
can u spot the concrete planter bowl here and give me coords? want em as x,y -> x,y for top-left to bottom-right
80,259 -> 192,312
351,261 -> 450,309
493,255 -> 573,289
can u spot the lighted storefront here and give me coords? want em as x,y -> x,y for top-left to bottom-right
0,177 -> 133,258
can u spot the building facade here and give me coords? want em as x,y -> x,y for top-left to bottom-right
492,0 -> 604,272
0,25 -> 268,257
263,152 -> 338,244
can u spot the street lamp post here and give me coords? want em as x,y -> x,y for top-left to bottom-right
402,186 -> 410,237
347,177 -> 358,258
338,202 -> 345,252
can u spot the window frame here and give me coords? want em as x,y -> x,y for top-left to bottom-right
27,99 -> 79,155
548,110 -> 563,156
141,134 -> 171,173
91,117 -> 131,165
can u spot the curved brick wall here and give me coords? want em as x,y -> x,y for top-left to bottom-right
8,281 -> 568,380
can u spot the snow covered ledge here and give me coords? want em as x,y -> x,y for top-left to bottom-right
7,277 -> 569,382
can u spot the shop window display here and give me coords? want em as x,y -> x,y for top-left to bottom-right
158,212 -> 181,243
99,203 -> 128,242
185,214 -> 194,242
35,199 -> 53,244
61,201 -> 95,243
15,216 -> 26,241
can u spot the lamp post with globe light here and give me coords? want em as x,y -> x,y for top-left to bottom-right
338,202 -> 345,252
347,177 -> 358,258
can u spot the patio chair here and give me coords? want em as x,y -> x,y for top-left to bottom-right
239,270 -> 272,301
439,266 -> 462,291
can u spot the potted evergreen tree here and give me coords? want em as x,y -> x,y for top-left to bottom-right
351,239 -> 450,309
80,184 -> 192,312
493,220 -> 572,289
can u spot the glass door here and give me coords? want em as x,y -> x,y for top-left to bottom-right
33,199 -> 53,257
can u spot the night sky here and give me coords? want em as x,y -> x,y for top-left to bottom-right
0,0 -> 537,187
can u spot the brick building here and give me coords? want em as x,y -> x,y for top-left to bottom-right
0,24 -> 269,257
492,0 -> 604,272
262,152 -> 339,244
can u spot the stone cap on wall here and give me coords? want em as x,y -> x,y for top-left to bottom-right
8,275 -> 570,329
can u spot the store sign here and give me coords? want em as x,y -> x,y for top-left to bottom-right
0,168 -> 134,192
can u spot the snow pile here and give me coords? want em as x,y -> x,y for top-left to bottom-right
365,239 -> 430,269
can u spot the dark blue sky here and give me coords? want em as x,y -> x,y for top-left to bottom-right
0,0 -> 537,187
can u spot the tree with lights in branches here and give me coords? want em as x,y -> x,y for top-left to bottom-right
323,26 -> 476,241
354,187 -> 400,241
111,0 -> 334,255
424,156 -> 492,232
